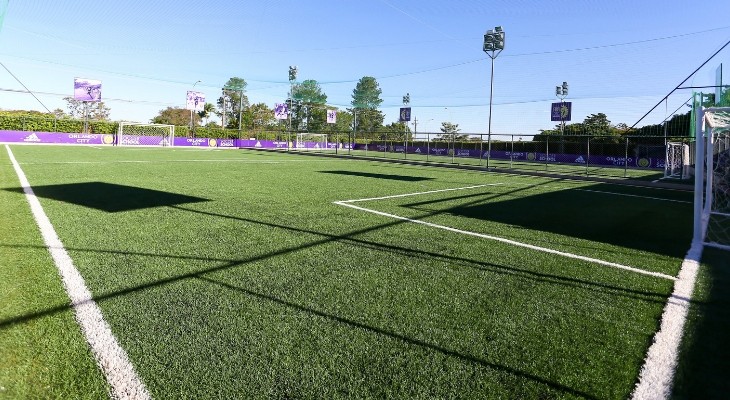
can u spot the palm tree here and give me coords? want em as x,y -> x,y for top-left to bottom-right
198,102 -> 215,125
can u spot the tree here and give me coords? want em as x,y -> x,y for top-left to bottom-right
351,76 -> 384,132
291,79 -> 327,131
246,102 -> 275,130
152,106 -> 199,126
583,113 -> 611,134
63,97 -> 111,121
438,122 -> 467,141
218,77 -> 249,128
197,102 -> 215,125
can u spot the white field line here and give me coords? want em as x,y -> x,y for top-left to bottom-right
335,185 -> 676,281
572,189 -> 691,204
342,184 -> 500,203
5,145 -> 150,400
495,182 -> 691,204
630,242 -> 702,400
17,159 -> 287,165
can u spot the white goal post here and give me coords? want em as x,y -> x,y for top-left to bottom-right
295,133 -> 329,151
117,122 -> 175,147
694,107 -> 730,251
664,142 -> 690,179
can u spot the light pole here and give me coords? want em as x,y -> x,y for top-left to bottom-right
555,81 -> 568,135
483,25 -> 505,168
402,93 -> 410,156
288,66 -> 297,148
190,80 -> 200,136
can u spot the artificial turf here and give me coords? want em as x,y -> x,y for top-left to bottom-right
0,144 -> 703,399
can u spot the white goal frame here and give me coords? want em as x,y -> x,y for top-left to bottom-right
664,142 -> 690,179
694,107 -> 730,251
295,133 -> 329,151
117,122 -> 175,147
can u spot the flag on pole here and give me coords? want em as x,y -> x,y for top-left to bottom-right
274,103 -> 288,120
327,109 -> 337,123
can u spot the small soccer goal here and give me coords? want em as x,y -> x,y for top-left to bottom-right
295,133 -> 329,151
664,142 -> 690,179
694,107 -> 730,250
117,122 -> 175,147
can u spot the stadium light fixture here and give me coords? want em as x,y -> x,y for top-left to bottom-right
556,81 -> 568,134
483,25 -> 505,168
288,66 -> 298,140
190,80 -> 201,136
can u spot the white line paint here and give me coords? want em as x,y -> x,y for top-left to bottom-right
341,184 -> 500,203
5,145 -> 150,400
496,182 -> 691,204
17,159 -> 286,165
573,189 -> 691,204
335,185 -> 676,281
630,242 -> 702,400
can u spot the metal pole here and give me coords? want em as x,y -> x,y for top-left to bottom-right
487,56 -> 495,169
624,137 -> 629,178
510,134 -> 514,169
586,137 -> 590,176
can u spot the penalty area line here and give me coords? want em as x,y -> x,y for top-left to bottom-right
5,145 -> 150,400
334,185 -> 676,281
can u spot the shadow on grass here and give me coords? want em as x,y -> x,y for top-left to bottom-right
401,181 -> 693,258
672,247 -> 730,399
3,182 -> 209,212
318,170 -> 434,182
0,197 -> 674,399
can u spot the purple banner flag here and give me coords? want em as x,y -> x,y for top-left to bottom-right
74,78 -> 102,102
274,103 -> 288,120
186,91 -> 205,111
551,102 -> 572,122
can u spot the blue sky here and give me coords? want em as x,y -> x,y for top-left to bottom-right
1,0 -> 729,135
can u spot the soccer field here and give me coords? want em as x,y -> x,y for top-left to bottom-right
1,145 -> 694,399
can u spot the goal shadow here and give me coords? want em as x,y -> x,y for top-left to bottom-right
4,181 -> 209,213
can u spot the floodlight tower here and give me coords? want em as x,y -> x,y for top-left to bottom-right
555,81 -> 568,134
402,93 -> 410,150
483,26 -> 505,168
288,66 -> 297,133
190,80 -> 200,136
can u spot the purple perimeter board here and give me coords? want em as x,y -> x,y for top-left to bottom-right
0,131 -> 663,169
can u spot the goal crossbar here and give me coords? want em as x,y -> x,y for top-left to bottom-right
117,122 -> 175,147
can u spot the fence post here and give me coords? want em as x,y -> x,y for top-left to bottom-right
586,136 -> 590,176
624,136 -> 629,178
545,135 -> 549,171
510,134 -> 514,169
427,133 -> 430,162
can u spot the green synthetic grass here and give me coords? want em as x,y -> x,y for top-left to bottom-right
0,148 -> 109,399
672,247 -> 730,399
340,149 -> 664,180
1,145 -> 698,399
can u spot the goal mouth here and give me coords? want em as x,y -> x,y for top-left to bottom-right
295,133 -> 332,151
696,107 -> 730,250
117,122 -> 175,147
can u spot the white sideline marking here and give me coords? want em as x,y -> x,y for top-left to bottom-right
5,145 -> 150,400
18,159 -> 286,165
335,185 -> 676,281
630,242 -> 702,400
342,184 -> 499,203
573,189 -> 691,204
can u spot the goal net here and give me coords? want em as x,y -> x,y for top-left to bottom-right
117,122 -> 175,147
664,142 -> 690,179
295,133 -> 329,151
694,107 -> 730,250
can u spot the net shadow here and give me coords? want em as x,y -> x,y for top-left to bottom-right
4,181 -> 209,212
